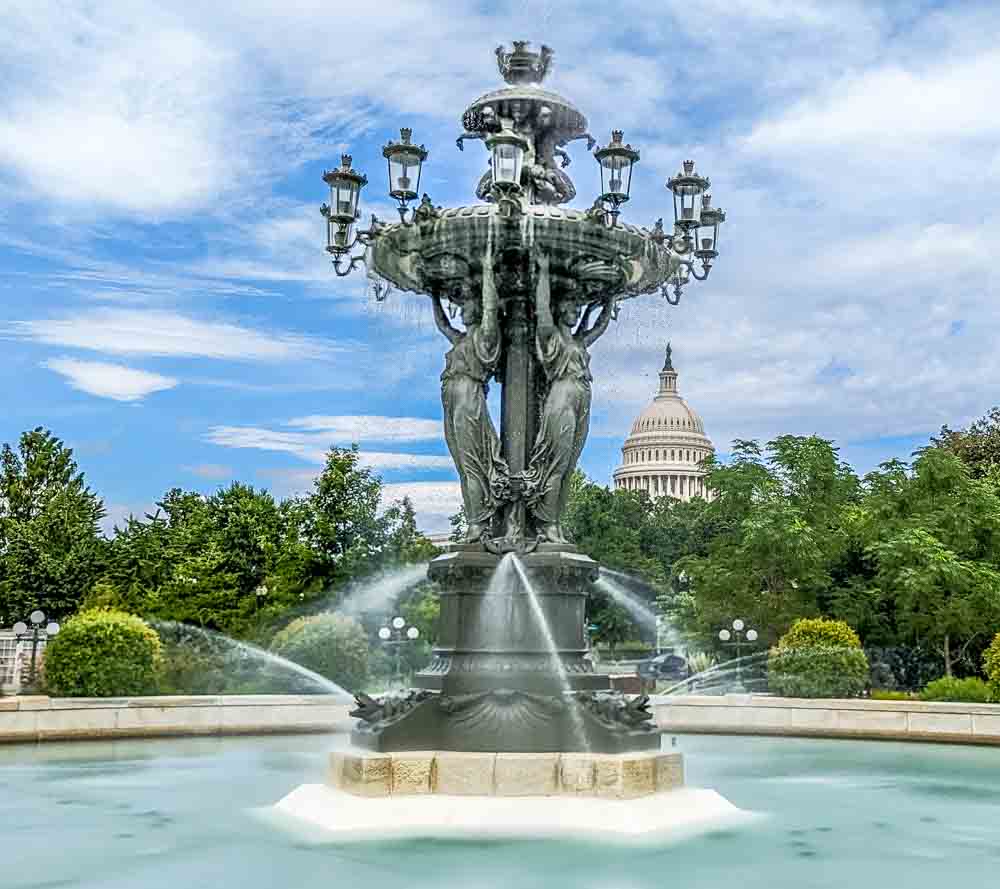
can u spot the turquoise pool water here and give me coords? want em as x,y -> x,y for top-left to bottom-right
2,733 -> 998,888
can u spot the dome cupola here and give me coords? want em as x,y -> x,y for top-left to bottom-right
613,344 -> 714,501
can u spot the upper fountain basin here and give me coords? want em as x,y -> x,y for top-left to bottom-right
369,204 -> 680,306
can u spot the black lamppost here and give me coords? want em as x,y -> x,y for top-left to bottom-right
12,610 -> 60,692
718,619 -> 758,693
378,616 -> 420,687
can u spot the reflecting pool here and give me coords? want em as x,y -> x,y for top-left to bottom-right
2,733 -> 998,889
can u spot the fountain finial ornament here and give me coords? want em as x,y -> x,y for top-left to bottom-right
495,41 -> 554,85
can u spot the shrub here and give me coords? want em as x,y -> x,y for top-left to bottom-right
768,618 -> 868,699
985,633 -> 1000,702
270,612 -> 369,692
870,689 -> 915,701
43,610 -> 161,697
920,676 -> 992,703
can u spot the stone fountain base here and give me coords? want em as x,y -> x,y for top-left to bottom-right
272,748 -> 749,840
330,748 -> 683,797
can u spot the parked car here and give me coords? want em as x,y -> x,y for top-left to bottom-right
636,651 -> 690,682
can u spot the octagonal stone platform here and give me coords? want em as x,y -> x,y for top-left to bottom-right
273,749 -> 749,841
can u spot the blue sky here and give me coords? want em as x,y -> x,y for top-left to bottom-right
1,1 -> 997,534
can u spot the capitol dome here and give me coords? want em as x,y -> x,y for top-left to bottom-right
613,344 -> 715,501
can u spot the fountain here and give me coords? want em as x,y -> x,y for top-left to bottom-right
279,39 -> 730,835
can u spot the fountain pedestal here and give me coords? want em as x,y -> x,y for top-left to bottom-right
350,545 -> 662,754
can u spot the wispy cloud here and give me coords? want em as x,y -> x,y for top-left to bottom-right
6,309 -> 338,361
206,420 -> 451,470
182,463 -> 234,481
286,415 -> 442,442
42,357 -> 178,402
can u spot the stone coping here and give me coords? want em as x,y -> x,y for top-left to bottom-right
653,694 -> 1000,745
0,694 -> 353,744
328,749 -> 684,799
4,692 -> 1000,746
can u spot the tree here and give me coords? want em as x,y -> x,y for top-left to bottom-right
857,448 -> 1000,676
932,406 -> 1000,479
675,437 -> 860,647
0,428 -> 106,622
591,601 -> 634,660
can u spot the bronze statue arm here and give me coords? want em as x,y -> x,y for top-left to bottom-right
479,237 -> 499,348
574,300 -> 598,337
580,296 -> 616,347
554,147 -> 571,168
431,294 -> 461,345
534,252 -> 556,345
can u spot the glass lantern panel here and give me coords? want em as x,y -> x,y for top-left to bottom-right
389,149 -> 422,196
493,143 -> 523,185
329,218 -> 353,251
336,180 -> 358,219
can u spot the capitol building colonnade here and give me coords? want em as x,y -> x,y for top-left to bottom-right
612,344 -> 714,501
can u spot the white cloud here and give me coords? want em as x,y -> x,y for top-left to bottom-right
0,4 -> 240,215
7,309 -> 335,361
42,357 -> 178,402
287,415 -> 442,443
205,423 -> 451,470
381,481 -> 462,534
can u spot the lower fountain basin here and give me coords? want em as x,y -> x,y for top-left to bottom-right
3,733 -> 998,888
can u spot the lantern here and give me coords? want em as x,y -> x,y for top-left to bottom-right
485,127 -> 529,189
696,193 -> 726,260
322,154 -> 367,253
383,127 -> 428,209
594,130 -> 640,212
666,159 -> 710,233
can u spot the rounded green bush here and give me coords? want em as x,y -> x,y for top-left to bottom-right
43,610 -> 162,697
270,612 -> 369,692
920,676 -> 992,703
984,633 -> 1000,702
768,618 -> 868,699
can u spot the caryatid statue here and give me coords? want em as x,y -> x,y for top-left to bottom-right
524,251 -> 615,542
431,236 -> 509,542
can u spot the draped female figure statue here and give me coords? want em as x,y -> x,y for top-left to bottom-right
431,238 -> 508,542
526,251 -> 615,543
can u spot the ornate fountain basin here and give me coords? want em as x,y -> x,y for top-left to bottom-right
369,203 -> 679,305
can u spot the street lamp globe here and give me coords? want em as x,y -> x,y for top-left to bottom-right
485,127 -> 529,189
746,629 -> 758,642
378,627 -> 392,641
12,622 -> 26,636
406,626 -> 420,640
696,193 -> 726,260
392,616 -> 406,631
383,127 -> 428,209
732,619 -> 745,632
667,159 -> 710,232
718,629 -> 731,642
322,154 -> 368,253
594,130 -> 640,212
30,610 -> 45,625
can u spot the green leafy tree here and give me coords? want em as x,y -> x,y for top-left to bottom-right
857,448 -> 1000,676
592,602 -> 635,659
676,437 -> 859,646
932,406 -> 1000,479
0,428 -> 106,622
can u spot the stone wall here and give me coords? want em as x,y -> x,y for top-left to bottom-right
654,694 -> 1000,744
0,694 -> 352,743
